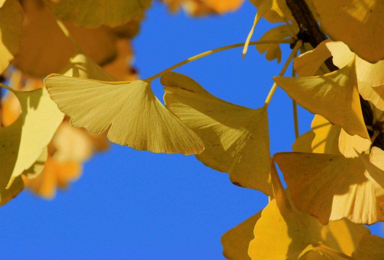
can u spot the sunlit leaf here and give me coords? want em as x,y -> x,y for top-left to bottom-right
0,86 -> 64,196
53,0 -> 151,28
0,0 -> 23,74
293,39 -> 332,77
221,212 -> 261,260
274,60 -> 370,139
61,52 -> 115,81
248,161 -> 369,259
274,152 -> 384,224
338,128 -> 371,158
23,147 -> 48,179
310,0 -> 384,62
45,74 -> 204,155
162,72 -> 272,195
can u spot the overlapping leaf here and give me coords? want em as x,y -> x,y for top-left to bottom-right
309,0 -> 384,62
352,235 -> 384,260
274,60 -> 370,139
248,162 -> 371,259
0,0 -> 23,74
162,72 -> 272,195
52,0 -> 150,28
274,151 -> 384,224
45,75 -> 204,155
0,85 -> 63,203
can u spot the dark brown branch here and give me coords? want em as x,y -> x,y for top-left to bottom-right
286,0 -> 374,141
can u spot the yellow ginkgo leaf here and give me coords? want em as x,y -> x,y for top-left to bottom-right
274,152 -> 384,224
255,24 -> 298,63
0,0 -> 23,74
0,176 -> 24,207
359,147 -> 384,194
248,163 -> 369,259
293,39 -> 332,77
310,0 -> 384,63
221,212 -> 261,260
326,41 -> 384,111
338,128 -> 371,158
311,114 -> 341,155
0,86 -> 64,194
352,235 -> 384,260
274,60 -> 370,139
61,52 -> 115,81
53,0 -> 151,28
162,72 -> 272,195
45,75 -> 204,155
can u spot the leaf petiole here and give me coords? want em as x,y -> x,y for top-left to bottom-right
145,39 -> 295,82
263,39 -> 302,109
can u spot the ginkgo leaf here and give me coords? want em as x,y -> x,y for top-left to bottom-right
274,60 -> 370,139
248,162 -> 370,259
292,130 -> 315,153
162,72 -> 272,195
256,24 -> 298,63
311,115 -> 341,155
293,39 -> 332,77
310,0 -> 384,63
221,212 -> 261,260
359,147 -> 384,194
338,128 -> 371,158
274,152 -> 384,224
60,52 -> 115,81
45,75 -> 204,155
326,41 -> 384,111
0,86 -> 64,194
53,0 -> 151,28
0,0 -> 23,74
352,235 -> 384,260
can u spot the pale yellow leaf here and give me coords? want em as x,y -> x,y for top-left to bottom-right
274,60 -> 370,139
53,0 -> 151,28
45,75 -> 204,155
0,86 -> 64,196
338,128 -> 371,158
23,146 -> 48,179
162,72 -> 272,195
0,0 -> 23,74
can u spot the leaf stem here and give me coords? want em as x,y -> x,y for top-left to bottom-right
0,82 -> 16,94
291,51 -> 299,139
145,39 -> 294,82
263,40 -> 302,109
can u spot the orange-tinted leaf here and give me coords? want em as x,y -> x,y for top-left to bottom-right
310,0 -> 384,62
0,0 -> 23,74
162,72 -> 272,195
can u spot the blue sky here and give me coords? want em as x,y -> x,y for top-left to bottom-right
1,1 -> 383,259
